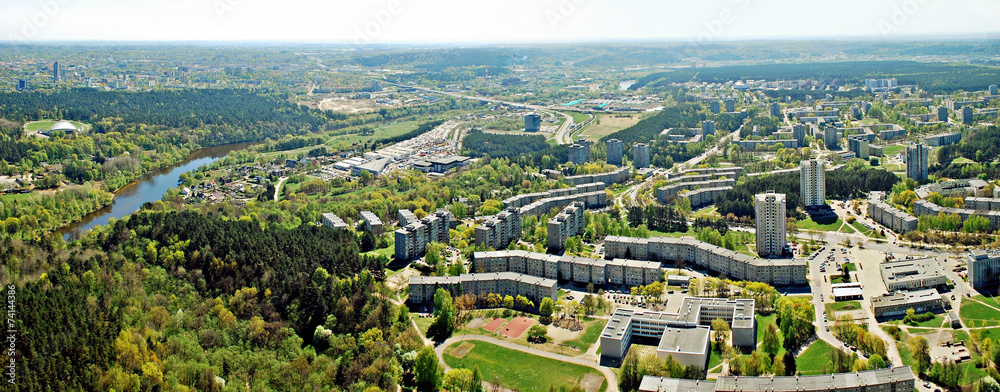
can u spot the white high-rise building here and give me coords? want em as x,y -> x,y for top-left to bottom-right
800,159 -> 826,208
755,191 -> 787,258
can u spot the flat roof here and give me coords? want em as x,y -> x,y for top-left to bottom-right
656,327 -> 710,355
871,288 -> 941,308
880,257 -> 943,284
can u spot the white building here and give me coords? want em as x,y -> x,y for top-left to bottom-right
800,159 -> 826,208
755,191 -> 787,257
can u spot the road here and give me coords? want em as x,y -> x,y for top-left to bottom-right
435,334 -> 618,392
273,177 -> 288,201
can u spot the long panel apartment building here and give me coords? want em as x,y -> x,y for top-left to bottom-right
472,250 -> 661,287
408,272 -> 557,305
867,191 -> 918,233
603,236 -> 807,285
394,210 -> 451,260
656,178 -> 736,203
474,207 -> 522,250
912,199 -> 1000,232
681,187 -> 733,209
547,202 -> 585,251
502,182 -> 605,209
564,167 -> 631,186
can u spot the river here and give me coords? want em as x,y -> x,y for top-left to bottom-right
58,142 -> 257,241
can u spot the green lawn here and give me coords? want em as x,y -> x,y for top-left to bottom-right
883,145 -> 905,157
756,314 -> 777,342
443,341 -> 607,391
0,193 -> 32,202
708,342 -> 724,370
905,314 -> 946,328
563,320 -> 606,351
414,316 -> 433,337
825,301 -> 861,318
798,217 -> 844,232
796,339 -> 839,375
838,224 -> 857,234
562,111 -> 591,124
843,263 -> 857,273
960,299 -> 1000,328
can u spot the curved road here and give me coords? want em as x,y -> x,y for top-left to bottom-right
435,335 -> 619,392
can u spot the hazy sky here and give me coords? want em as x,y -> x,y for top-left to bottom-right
2,0 -> 997,44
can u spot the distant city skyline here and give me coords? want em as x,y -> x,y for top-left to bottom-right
1,0 -> 999,44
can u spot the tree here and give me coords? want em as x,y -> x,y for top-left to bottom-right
909,336 -> 931,374
711,318 -> 731,347
430,289 -> 456,341
443,369 -> 473,392
527,325 -> 548,343
867,353 -> 885,370
470,366 -> 484,392
415,347 -> 442,392
619,350 -> 643,392
761,323 -> 780,357
539,297 -> 554,323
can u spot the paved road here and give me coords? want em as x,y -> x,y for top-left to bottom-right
435,334 -> 618,392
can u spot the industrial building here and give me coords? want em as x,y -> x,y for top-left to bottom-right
603,236 -> 807,286
411,155 -> 470,173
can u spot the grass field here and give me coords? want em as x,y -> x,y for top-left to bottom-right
798,217 -> 844,232
443,341 -> 607,392
23,119 -> 88,132
796,339 -> 838,375
562,111 -> 592,124
578,114 -> 644,141
905,314 -> 946,328
0,193 -> 32,202
825,301 -> 861,318
563,320 -> 605,351
960,298 -> 1000,327
843,263 -> 857,272
883,145 -> 905,157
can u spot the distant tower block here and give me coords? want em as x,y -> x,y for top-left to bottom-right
755,191 -> 787,257
632,143 -> 650,169
702,121 -> 715,136
800,159 -> 826,208
525,114 -> 541,132
606,139 -> 624,166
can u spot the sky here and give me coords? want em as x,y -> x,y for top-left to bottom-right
1,0 -> 998,44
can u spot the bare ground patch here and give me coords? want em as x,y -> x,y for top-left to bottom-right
451,342 -> 475,359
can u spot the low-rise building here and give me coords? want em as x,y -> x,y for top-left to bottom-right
871,288 -> 943,318
601,298 -> 756,367
880,258 -> 947,291
867,191 -> 918,233
638,366 -> 915,392
412,155 -> 470,173
831,283 -> 864,301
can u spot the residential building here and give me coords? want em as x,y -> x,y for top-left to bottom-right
710,100 -> 721,114
52,61 -> 60,81
565,167 -> 630,186
637,367 -> 915,392
800,159 -> 826,208
680,187 -> 732,209
656,178 -> 736,203
398,209 -> 418,226
867,192 -> 918,233
394,210 -> 451,260
16,79 -> 28,91
632,143 -> 650,169
359,211 -> 383,235
546,202 -> 585,251
924,132 -> 962,147
755,191 -> 787,258
601,298 -> 755,367
791,124 -> 806,145
871,289 -> 943,318
991,85 -> 998,96
524,113 -> 541,132
906,143 -> 929,181
847,136 -> 870,159
702,120 -> 715,136
408,272 -> 557,306
912,199 -> 1000,232
568,140 -> 591,165
962,106 -> 974,125
937,106 -> 949,122
503,182 -> 605,209
475,207 -> 522,250
823,127 -> 839,149
770,102 -> 781,118
724,97 -> 736,112
880,258 -> 947,291
603,236 -> 807,286
471,250 -> 660,286
968,250 -> 1000,289
321,213 -> 348,230
606,139 -> 624,166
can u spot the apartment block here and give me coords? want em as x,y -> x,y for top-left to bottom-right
656,178 -> 736,203
408,272 -> 557,306
924,132 -> 962,147
755,191 -> 787,258
564,167 -> 630,186
632,143 -> 651,169
680,187 -> 733,209
906,143 -> 930,181
547,202 -> 585,251
603,236 -> 807,286
867,192 -> 918,233
606,139 -> 624,166
474,207 -> 522,250
394,210 -> 451,260
321,213 -> 348,230
968,250 -> 1000,289
800,159 -> 826,208
359,211 -> 383,235
568,140 -> 591,165
471,250 -> 660,287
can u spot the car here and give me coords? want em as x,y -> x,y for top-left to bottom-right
923,383 -> 930,388
826,326 -> 830,332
